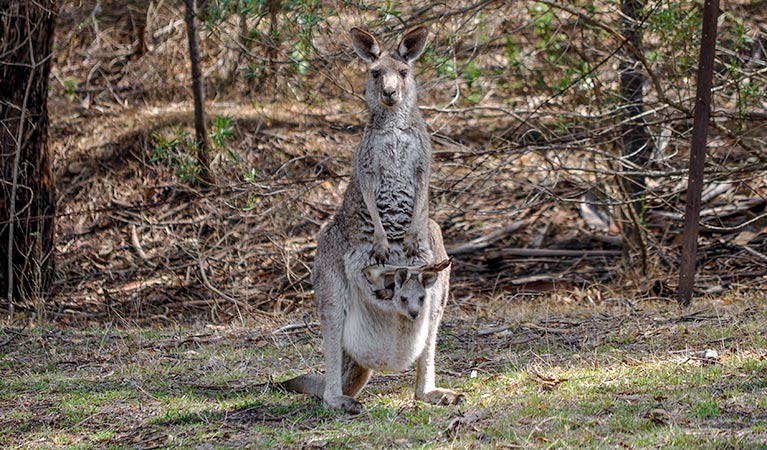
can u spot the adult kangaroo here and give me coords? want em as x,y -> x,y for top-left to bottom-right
278,27 -> 463,414
342,25 -> 433,264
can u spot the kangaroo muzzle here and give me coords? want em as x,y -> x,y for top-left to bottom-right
380,74 -> 401,107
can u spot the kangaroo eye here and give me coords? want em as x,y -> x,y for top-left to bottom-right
371,70 -> 380,78
400,296 -> 408,304
418,295 -> 425,303
399,69 -> 408,78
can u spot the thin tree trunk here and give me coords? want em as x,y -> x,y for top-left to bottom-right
0,0 -> 57,316
678,0 -> 720,307
183,0 -> 215,185
619,0 -> 652,277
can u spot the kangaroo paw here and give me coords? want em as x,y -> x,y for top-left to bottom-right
403,232 -> 420,257
370,237 -> 390,264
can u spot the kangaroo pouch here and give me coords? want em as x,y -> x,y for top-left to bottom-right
342,292 -> 431,372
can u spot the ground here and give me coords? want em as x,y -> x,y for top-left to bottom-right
2,294 -> 766,448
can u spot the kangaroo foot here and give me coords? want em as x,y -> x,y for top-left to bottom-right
323,395 -> 363,414
417,388 -> 465,406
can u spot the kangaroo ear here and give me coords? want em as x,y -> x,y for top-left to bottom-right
398,26 -> 428,63
363,265 -> 383,285
383,273 -> 395,291
421,271 -> 439,289
351,27 -> 380,63
394,268 -> 409,288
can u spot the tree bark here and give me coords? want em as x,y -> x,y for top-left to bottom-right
0,0 -> 58,315
619,0 -> 652,277
678,0 -> 720,307
183,0 -> 215,185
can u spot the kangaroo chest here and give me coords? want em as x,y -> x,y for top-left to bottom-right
356,130 -> 427,240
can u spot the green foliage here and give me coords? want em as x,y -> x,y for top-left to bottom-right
504,36 -> 520,67
64,77 -> 79,102
151,126 -> 201,184
531,2 -> 555,43
211,115 -> 239,162
204,0 -> 330,80
692,398 -> 721,419
647,2 -> 702,76
150,116 -> 238,184
290,39 -> 312,75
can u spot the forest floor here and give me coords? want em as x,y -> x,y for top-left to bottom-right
2,294 -> 766,449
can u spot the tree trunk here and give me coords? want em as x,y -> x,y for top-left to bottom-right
0,0 -> 58,316
678,0 -> 720,307
619,0 -> 652,277
183,0 -> 215,185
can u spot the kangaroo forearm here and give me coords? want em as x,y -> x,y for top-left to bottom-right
411,195 -> 427,231
360,179 -> 386,237
409,171 -> 429,234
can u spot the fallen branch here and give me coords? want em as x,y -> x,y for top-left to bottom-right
523,322 -> 571,334
272,321 -> 320,335
486,248 -> 622,258
742,245 -> 767,262
448,219 -> 530,256
130,225 -> 156,267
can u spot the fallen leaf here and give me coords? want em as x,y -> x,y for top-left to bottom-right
732,230 -> 759,246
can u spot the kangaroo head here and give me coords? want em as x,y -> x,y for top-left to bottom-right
363,263 -> 443,321
392,268 -> 440,320
350,26 -> 428,110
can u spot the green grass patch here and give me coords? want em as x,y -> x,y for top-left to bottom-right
1,296 -> 766,448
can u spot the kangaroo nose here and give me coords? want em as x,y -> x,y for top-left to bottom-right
381,89 -> 397,106
408,309 -> 418,320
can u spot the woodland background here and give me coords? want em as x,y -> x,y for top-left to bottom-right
16,0 -> 762,324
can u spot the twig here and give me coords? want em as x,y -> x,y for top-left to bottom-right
5,6 -> 39,317
130,225 -> 156,267
742,246 -> 767,262
0,323 -> 29,347
523,322 -> 571,334
486,248 -> 622,257
272,321 -> 320,335
448,220 -> 529,256
476,325 -> 509,336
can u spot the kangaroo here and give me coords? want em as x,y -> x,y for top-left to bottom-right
339,26 -> 433,264
279,220 -> 464,413
278,27 -> 462,414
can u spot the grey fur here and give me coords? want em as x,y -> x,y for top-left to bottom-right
277,27 -> 463,413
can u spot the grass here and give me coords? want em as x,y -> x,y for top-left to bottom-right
1,294 -> 766,448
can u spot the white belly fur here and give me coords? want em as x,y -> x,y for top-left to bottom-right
343,298 -> 430,372
341,244 -> 433,372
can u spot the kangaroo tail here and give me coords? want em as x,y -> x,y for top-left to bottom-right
276,373 -> 325,398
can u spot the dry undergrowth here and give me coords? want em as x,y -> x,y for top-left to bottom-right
40,0 -> 767,326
